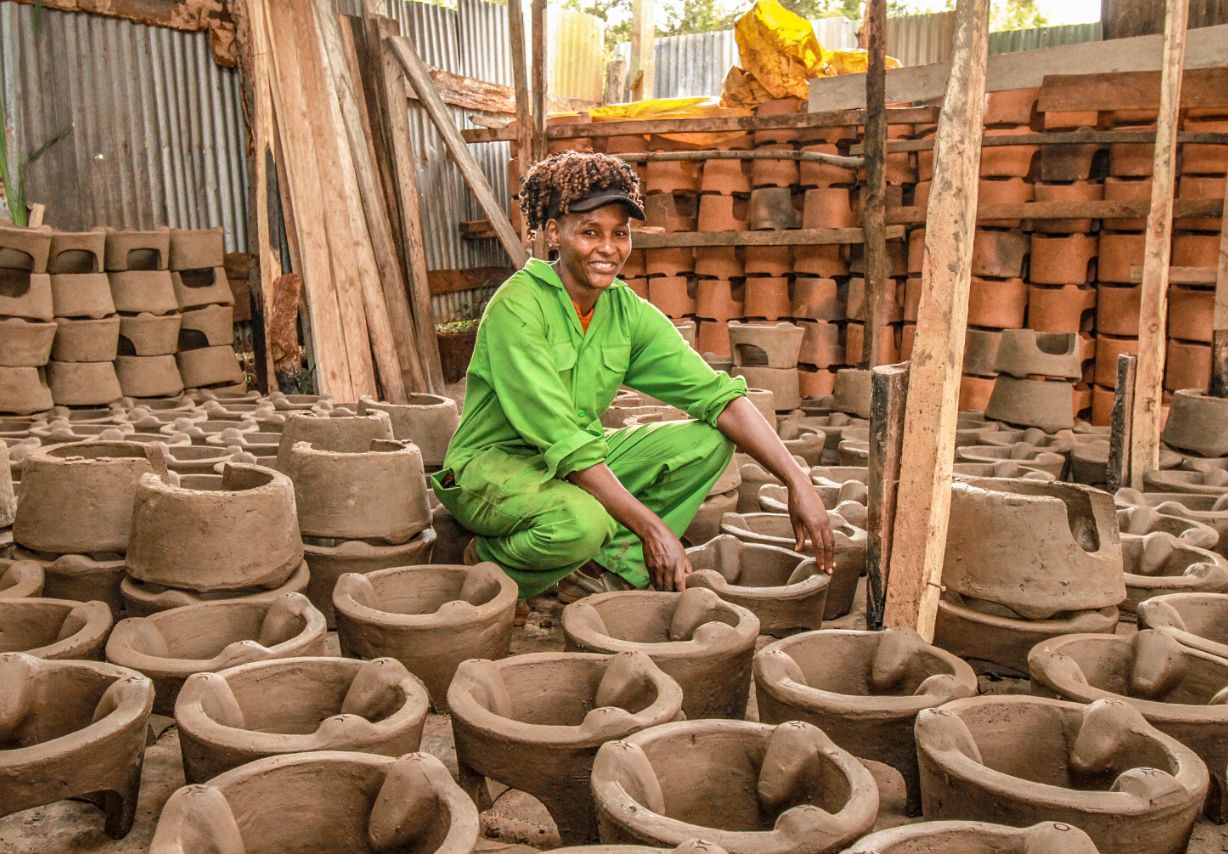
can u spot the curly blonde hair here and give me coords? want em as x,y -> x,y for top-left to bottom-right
519,150 -> 643,234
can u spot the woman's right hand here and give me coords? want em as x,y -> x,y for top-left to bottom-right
640,521 -> 693,592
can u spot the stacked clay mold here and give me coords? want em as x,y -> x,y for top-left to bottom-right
106,228 -> 185,400
170,228 -> 242,393
0,225 -> 55,414
47,228 -> 124,406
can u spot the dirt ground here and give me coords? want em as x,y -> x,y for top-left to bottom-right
5,576 -> 1228,852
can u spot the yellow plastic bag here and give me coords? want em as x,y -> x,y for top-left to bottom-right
585,97 -> 753,147
825,48 -> 903,76
732,0 -> 827,101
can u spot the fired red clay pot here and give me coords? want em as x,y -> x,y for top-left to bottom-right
798,320 -> 842,369
562,587 -> 759,720
1032,181 -> 1103,234
696,194 -> 747,232
644,193 -> 698,233
150,751 -> 478,854
791,277 -> 842,321
0,653 -> 154,839
1177,174 -> 1224,231
799,366 -> 837,398
1030,233 -> 1097,284
793,244 -> 848,277
802,187 -> 855,229
970,229 -> 1029,279
751,145 -> 800,189
1105,176 -> 1152,229
1030,630 -> 1228,822
967,276 -> 1027,329
0,560 -> 44,599
1097,231 -> 1146,283
1029,283 -> 1096,333
1040,141 -> 1103,182
693,246 -> 743,279
748,188 -> 800,230
647,276 -> 694,319
334,563 -> 518,710
0,597 -> 113,659
1181,119 -> 1228,175
984,87 -> 1038,126
645,247 -> 695,277
175,655 -> 430,783
591,719 -> 879,853
915,695 -> 1208,854
694,280 -> 744,321
695,320 -> 732,357
1169,286 -> 1215,343
799,143 -> 856,187
1165,340 -> 1211,392
755,628 -> 978,815
106,592 -> 328,715
449,651 -> 685,843
700,159 -> 752,194
743,245 -> 792,277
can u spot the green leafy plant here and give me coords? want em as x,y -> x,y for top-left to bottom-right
0,84 -> 71,227
436,317 -> 480,335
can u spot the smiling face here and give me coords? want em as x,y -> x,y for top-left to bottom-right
545,203 -> 632,304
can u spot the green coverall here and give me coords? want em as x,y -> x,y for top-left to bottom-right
430,258 -> 747,598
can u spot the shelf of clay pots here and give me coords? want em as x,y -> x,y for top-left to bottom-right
631,225 -> 906,249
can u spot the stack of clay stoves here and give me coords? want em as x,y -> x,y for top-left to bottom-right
48,228 -> 123,407
728,321 -> 804,412
107,228 -> 183,401
0,226 -> 54,414
985,329 -> 1083,433
171,228 -> 242,394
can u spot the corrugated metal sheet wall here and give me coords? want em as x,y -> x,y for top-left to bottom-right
886,12 -> 956,67
988,22 -> 1103,56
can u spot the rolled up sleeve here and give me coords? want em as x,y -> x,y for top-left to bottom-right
481,298 -> 609,477
623,300 -> 747,426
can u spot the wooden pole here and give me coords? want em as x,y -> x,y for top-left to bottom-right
530,0 -> 548,259
866,361 -> 909,630
1211,169 -> 1228,397
861,0 -> 889,371
630,0 -> 655,101
1107,354 -> 1138,493
387,35 -> 530,268
881,0 -> 989,642
508,0 -> 533,244
1128,0 -> 1190,489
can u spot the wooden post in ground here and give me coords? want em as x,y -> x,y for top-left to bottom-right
1128,0 -> 1190,488
630,0 -> 655,101
881,0 -> 990,642
866,361 -> 909,630
508,0 -> 533,244
861,0 -> 889,371
1211,170 -> 1228,397
530,0 -> 548,259
387,35 -> 529,268
1107,354 -> 1139,492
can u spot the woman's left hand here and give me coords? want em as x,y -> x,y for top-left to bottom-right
788,482 -> 835,573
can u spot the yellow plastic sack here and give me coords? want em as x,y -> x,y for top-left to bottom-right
825,48 -> 903,76
585,97 -> 753,147
732,0 -> 827,101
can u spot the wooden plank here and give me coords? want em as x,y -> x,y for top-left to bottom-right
882,0 -> 990,642
1127,265 -> 1217,285
1107,354 -> 1138,493
6,0 -> 227,31
1214,170 -> 1228,397
374,16 -> 445,392
460,106 -> 941,144
851,129 -> 1228,154
316,0 -> 419,401
630,0 -> 655,101
530,0 -> 547,258
507,0 -> 532,243
1129,0 -> 1190,490
887,198 -> 1222,225
261,0 -> 358,399
429,266 -> 515,297
861,0 -> 888,371
866,362 -> 909,630
616,149 -> 864,167
630,226 -> 903,249
1038,67 -> 1228,113
388,35 -> 529,268
460,220 -> 498,240
807,22 -> 1228,114
231,0 -> 279,391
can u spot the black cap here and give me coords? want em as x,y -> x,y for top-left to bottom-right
557,190 -> 646,221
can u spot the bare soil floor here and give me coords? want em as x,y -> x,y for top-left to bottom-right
4,576 -> 1228,852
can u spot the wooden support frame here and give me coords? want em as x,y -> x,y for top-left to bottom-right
1213,170 -> 1228,398
1107,354 -> 1139,493
850,129 -> 1228,155
387,35 -> 529,268
1128,0 -> 1190,490
882,0 -> 990,642
866,362 -> 909,630
507,0 -> 533,243
530,0 -> 547,258
630,0 -> 655,101
861,0 -> 889,371
631,225 -> 903,249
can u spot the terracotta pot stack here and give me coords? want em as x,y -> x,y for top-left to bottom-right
170,228 -> 243,394
0,225 -> 55,415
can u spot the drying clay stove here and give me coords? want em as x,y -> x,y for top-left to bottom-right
1138,592 -> 1228,662
591,719 -> 879,853
175,656 -> 430,783
561,586 -> 759,719
1120,533 -> 1228,614
0,596 -> 112,659
0,652 -> 154,838
842,820 -> 1099,853
334,563 -> 517,710
0,560 -> 44,599
934,478 -> 1124,674
449,651 -> 684,843
914,695 -> 1208,854
150,751 -> 479,854
1030,630 -> 1228,821
105,592 -> 328,714
754,627 -> 977,815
